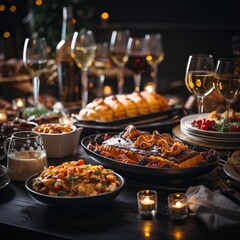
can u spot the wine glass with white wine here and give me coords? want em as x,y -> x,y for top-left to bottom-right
185,54 -> 214,115
91,42 -> 112,98
23,37 -> 48,108
214,58 -> 240,123
109,30 -> 130,94
145,33 -> 165,92
71,29 -> 97,108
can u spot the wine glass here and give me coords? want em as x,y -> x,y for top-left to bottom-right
109,30 -> 130,94
126,37 -> 149,92
145,33 -> 165,92
214,58 -> 240,123
23,37 -> 48,108
91,42 -> 112,97
184,54 -> 214,114
71,29 -> 97,109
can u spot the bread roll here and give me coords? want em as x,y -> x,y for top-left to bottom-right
104,95 -> 126,120
141,91 -> 169,112
116,94 -> 138,117
127,91 -> 150,115
78,91 -> 170,121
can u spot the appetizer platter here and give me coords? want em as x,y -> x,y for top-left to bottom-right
81,125 -> 220,181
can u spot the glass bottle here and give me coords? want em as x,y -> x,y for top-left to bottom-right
56,6 -> 81,108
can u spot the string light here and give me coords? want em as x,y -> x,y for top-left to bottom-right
0,5 -> 5,11
3,32 -> 10,38
35,0 -> 43,6
10,5 -> 17,12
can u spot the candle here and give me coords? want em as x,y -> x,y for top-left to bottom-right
59,116 -> 74,125
168,193 -> 188,221
144,81 -> 155,93
137,190 -> 157,217
12,98 -> 26,110
0,109 -> 7,122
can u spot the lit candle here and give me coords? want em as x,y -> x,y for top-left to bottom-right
168,193 -> 188,221
59,116 -> 74,125
137,190 -> 157,217
12,98 -> 25,110
140,196 -> 155,211
0,109 -> 7,122
144,82 -> 155,93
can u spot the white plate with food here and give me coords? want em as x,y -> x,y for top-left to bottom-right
180,114 -> 240,138
223,162 -> 240,182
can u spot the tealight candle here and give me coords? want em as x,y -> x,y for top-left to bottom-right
12,98 -> 26,110
137,190 -> 157,217
59,116 -> 74,125
0,109 -> 7,122
168,193 -> 188,221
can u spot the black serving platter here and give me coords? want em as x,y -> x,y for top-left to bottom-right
25,172 -> 125,208
81,132 -> 219,181
73,106 -> 186,131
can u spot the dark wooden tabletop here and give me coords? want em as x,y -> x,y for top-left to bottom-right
0,134 -> 239,240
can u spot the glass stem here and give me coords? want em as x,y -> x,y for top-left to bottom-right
98,74 -> 105,98
197,96 -> 204,115
81,68 -> 88,109
33,76 -> 40,108
226,100 -> 231,123
118,66 -> 125,94
152,64 -> 158,92
134,73 -> 141,92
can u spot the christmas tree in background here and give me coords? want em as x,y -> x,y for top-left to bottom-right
33,0 -> 95,58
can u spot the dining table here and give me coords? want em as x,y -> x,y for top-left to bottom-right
0,125 -> 240,240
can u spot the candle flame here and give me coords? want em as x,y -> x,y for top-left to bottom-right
176,201 -> 182,208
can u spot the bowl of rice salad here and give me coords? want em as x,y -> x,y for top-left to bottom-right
25,159 -> 125,208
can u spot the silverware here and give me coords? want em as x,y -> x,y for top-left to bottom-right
216,179 -> 240,205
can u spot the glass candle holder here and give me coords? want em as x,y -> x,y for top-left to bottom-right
168,193 -> 188,221
137,189 -> 158,217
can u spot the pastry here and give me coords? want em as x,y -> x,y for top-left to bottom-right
116,94 -> 138,117
78,91 -> 170,121
104,95 -> 126,120
126,91 -> 150,115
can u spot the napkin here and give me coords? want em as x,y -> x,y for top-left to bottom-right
185,185 -> 240,232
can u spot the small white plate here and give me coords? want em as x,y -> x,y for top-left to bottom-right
181,114 -> 240,138
223,162 -> 240,182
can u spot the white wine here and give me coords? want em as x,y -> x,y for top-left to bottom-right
146,52 -> 164,66
187,70 -> 214,97
215,76 -> 239,100
26,59 -> 48,76
109,50 -> 128,67
91,59 -> 112,76
71,46 -> 96,69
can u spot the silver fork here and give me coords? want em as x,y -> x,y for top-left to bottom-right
216,179 -> 240,205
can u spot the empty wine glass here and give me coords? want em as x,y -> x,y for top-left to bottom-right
214,58 -> 240,123
23,37 -> 48,108
109,30 -> 130,94
185,54 -> 214,114
126,37 -> 149,92
145,33 -> 165,92
71,29 -> 97,108
91,42 -> 112,97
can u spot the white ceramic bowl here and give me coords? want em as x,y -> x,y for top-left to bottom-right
33,123 -> 83,158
